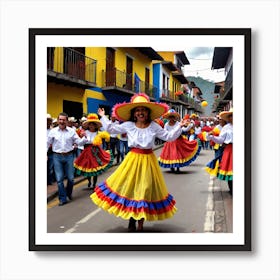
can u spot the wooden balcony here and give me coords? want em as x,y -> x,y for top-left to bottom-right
211,65 -> 233,112
178,94 -> 202,112
101,68 -> 157,99
219,65 -> 232,101
160,89 -> 176,101
47,47 -> 97,88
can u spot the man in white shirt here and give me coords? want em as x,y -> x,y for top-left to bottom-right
47,114 -> 55,185
47,112 -> 88,206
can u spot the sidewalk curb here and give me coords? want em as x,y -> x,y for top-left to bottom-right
47,145 -> 164,203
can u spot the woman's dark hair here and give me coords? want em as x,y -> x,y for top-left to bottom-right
87,122 -> 99,132
129,107 -> 152,123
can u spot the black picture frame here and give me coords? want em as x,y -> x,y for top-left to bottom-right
29,28 -> 251,251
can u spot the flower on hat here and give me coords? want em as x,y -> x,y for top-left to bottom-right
163,109 -> 180,120
84,113 -> 102,127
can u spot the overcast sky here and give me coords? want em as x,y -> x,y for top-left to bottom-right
183,47 -> 226,83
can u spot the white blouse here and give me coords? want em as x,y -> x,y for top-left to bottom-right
164,122 -> 175,132
100,116 -> 182,149
208,123 -> 233,144
85,130 -> 98,144
165,121 -> 192,133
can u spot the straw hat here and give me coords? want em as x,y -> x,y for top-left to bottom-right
219,108 -> 233,122
113,93 -> 169,121
163,109 -> 180,121
47,113 -> 52,119
84,113 -> 102,128
68,117 -> 77,122
80,116 -> 87,123
190,113 -> 198,119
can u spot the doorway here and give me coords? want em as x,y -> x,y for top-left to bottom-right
63,100 -> 83,122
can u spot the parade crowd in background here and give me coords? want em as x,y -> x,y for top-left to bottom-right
47,93 -> 233,231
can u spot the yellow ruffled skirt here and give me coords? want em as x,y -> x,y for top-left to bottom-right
90,148 -> 177,221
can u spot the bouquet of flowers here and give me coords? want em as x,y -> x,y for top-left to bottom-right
92,131 -> 111,146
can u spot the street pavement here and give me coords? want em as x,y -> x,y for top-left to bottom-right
47,145 -> 232,233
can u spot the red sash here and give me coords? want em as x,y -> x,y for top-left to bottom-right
130,148 -> 153,154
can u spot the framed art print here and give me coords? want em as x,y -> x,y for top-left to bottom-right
29,28 -> 251,251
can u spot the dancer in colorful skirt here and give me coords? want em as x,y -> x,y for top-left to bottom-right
205,116 -> 227,177
74,113 -> 114,191
158,109 -> 201,173
90,93 -> 188,232
206,109 -> 233,195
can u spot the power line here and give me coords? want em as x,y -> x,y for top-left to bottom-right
188,57 -> 213,60
185,68 -> 225,72
186,68 -> 212,72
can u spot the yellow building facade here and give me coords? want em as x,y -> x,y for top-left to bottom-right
47,47 -> 194,121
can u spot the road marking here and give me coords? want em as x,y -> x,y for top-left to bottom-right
47,197 -> 59,208
65,208 -> 101,233
204,211 -> 215,232
204,176 -> 215,232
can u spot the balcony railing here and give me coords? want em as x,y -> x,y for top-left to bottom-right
160,90 -> 202,111
178,94 -> 202,111
211,65 -> 232,112
47,47 -> 97,85
161,89 -> 176,100
102,68 -> 157,99
220,65 -> 232,100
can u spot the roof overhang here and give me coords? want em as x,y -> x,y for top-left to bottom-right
161,61 -> 178,71
175,51 -> 190,65
192,86 -> 203,96
136,47 -> 164,60
172,72 -> 189,84
211,47 -> 232,69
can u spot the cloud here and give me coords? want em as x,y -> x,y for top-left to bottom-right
184,47 -> 225,82
185,47 -> 214,59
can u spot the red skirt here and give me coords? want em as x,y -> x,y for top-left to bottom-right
74,144 -> 114,177
217,144 -> 233,181
158,136 -> 201,168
